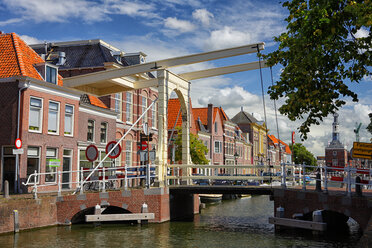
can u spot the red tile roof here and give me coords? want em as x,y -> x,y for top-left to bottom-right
268,134 -> 292,154
167,98 -> 197,134
88,95 -> 107,109
0,32 -> 63,85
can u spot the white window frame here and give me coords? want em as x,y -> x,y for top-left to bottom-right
125,92 -> 133,123
114,93 -> 122,121
48,101 -> 60,135
45,147 -> 58,183
151,101 -> 157,129
27,146 -> 40,184
87,119 -> 95,142
125,141 -> 132,166
29,97 -> 43,133
214,141 -> 222,153
45,64 -> 58,84
142,96 -> 147,124
64,104 -> 74,137
100,122 -> 108,144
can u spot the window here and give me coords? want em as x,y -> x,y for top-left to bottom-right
45,148 -> 58,183
125,92 -> 132,123
46,65 -> 57,84
48,101 -> 59,134
142,96 -> 147,123
215,122 -> 217,133
100,122 -> 107,143
214,141 -> 222,153
333,151 -> 337,156
125,141 -> 132,166
114,93 -> 122,120
332,159 -> 338,166
151,101 -> 157,128
27,147 -> 40,183
29,97 -> 42,132
87,120 -> 95,142
64,105 -> 74,136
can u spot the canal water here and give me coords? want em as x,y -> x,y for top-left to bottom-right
0,195 -> 362,247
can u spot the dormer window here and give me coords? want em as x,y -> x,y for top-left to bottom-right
46,65 -> 57,84
34,62 -> 58,85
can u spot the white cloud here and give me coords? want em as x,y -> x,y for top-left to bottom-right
204,26 -> 252,50
164,17 -> 195,33
0,17 -> 23,26
104,0 -> 158,19
192,9 -> 213,26
19,35 -> 43,44
2,0 -> 107,23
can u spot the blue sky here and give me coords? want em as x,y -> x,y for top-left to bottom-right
0,0 -> 371,156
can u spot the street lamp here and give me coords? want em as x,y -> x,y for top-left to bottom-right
234,152 -> 239,176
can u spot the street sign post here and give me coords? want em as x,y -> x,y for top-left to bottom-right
106,141 -> 121,159
352,142 -> 372,159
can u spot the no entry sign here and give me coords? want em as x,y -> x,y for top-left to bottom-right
86,144 -> 98,162
15,138 -> 22,149
106,141 -> 121,159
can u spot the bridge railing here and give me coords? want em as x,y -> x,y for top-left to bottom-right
22,164 -> 157,199
166,164 -> 288,186
166,163 -> 372,195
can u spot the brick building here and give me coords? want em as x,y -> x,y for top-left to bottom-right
0,33 -> 118,193
267,134 -> 292,170
325,113 -> 348,167
31,40 -> 159,186
231,108 -> 268,165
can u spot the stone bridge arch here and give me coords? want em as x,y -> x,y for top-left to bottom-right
71,205 -> 131,224
272,189 -> 372,232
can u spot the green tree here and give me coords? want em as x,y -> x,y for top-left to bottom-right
367,113 -> 372,135
174,127 -> 209,164
264,0 -> 371,139
290,143 -> 317,168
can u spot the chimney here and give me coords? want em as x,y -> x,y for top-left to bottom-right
207,103 -> 213,133
56,51 -> 66,66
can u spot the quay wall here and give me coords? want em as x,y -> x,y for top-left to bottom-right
0,197 -> 57,234
0,188 -> 171,234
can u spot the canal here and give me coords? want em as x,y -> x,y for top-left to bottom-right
0,195 -> 362,247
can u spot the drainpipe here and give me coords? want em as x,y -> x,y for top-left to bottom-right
15,80 -> 30,193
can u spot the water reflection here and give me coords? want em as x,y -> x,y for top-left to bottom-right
0,195 -> 362,248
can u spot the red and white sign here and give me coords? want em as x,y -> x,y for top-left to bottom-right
138,141 -> 148,151
15,138 -> 22,149
106,141 -> 121,159
291,131 -> 295,144
86,144 -> 98,162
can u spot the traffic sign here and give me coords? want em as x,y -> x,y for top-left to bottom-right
138,141 -> 148,151
351,148 -> 372,160
15,138 -> 22,149
13,148 -> 24,155
106,141 -> 121,159
352,142 -> 372,159
86,145 -> 98,162
291,131 -> 295,144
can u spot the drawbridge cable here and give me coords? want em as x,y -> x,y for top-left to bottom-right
257,46 -> 271,185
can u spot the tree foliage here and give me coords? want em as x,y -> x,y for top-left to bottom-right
264,0 -> 372,139
290,143 -> 317,166
367,113 -> 372,135
174,127 -> 209,164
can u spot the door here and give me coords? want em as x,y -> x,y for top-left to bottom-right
2,146 -> 16,193
62,149 -> 72,189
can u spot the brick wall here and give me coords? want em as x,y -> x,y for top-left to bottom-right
0,197 -> 57,234
272,189 -> 372,231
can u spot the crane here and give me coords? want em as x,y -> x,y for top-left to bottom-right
354,122 -> 362,142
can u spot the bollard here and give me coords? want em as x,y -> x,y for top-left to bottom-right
316,172 -> 322,192
4,180 -> 9,198
94,204 -> 101,227
312,210 -> 323,235
355,176 -> 362,197
13,210 -> 19,233
141,203 -> 149,225
58,171 -> 62,197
